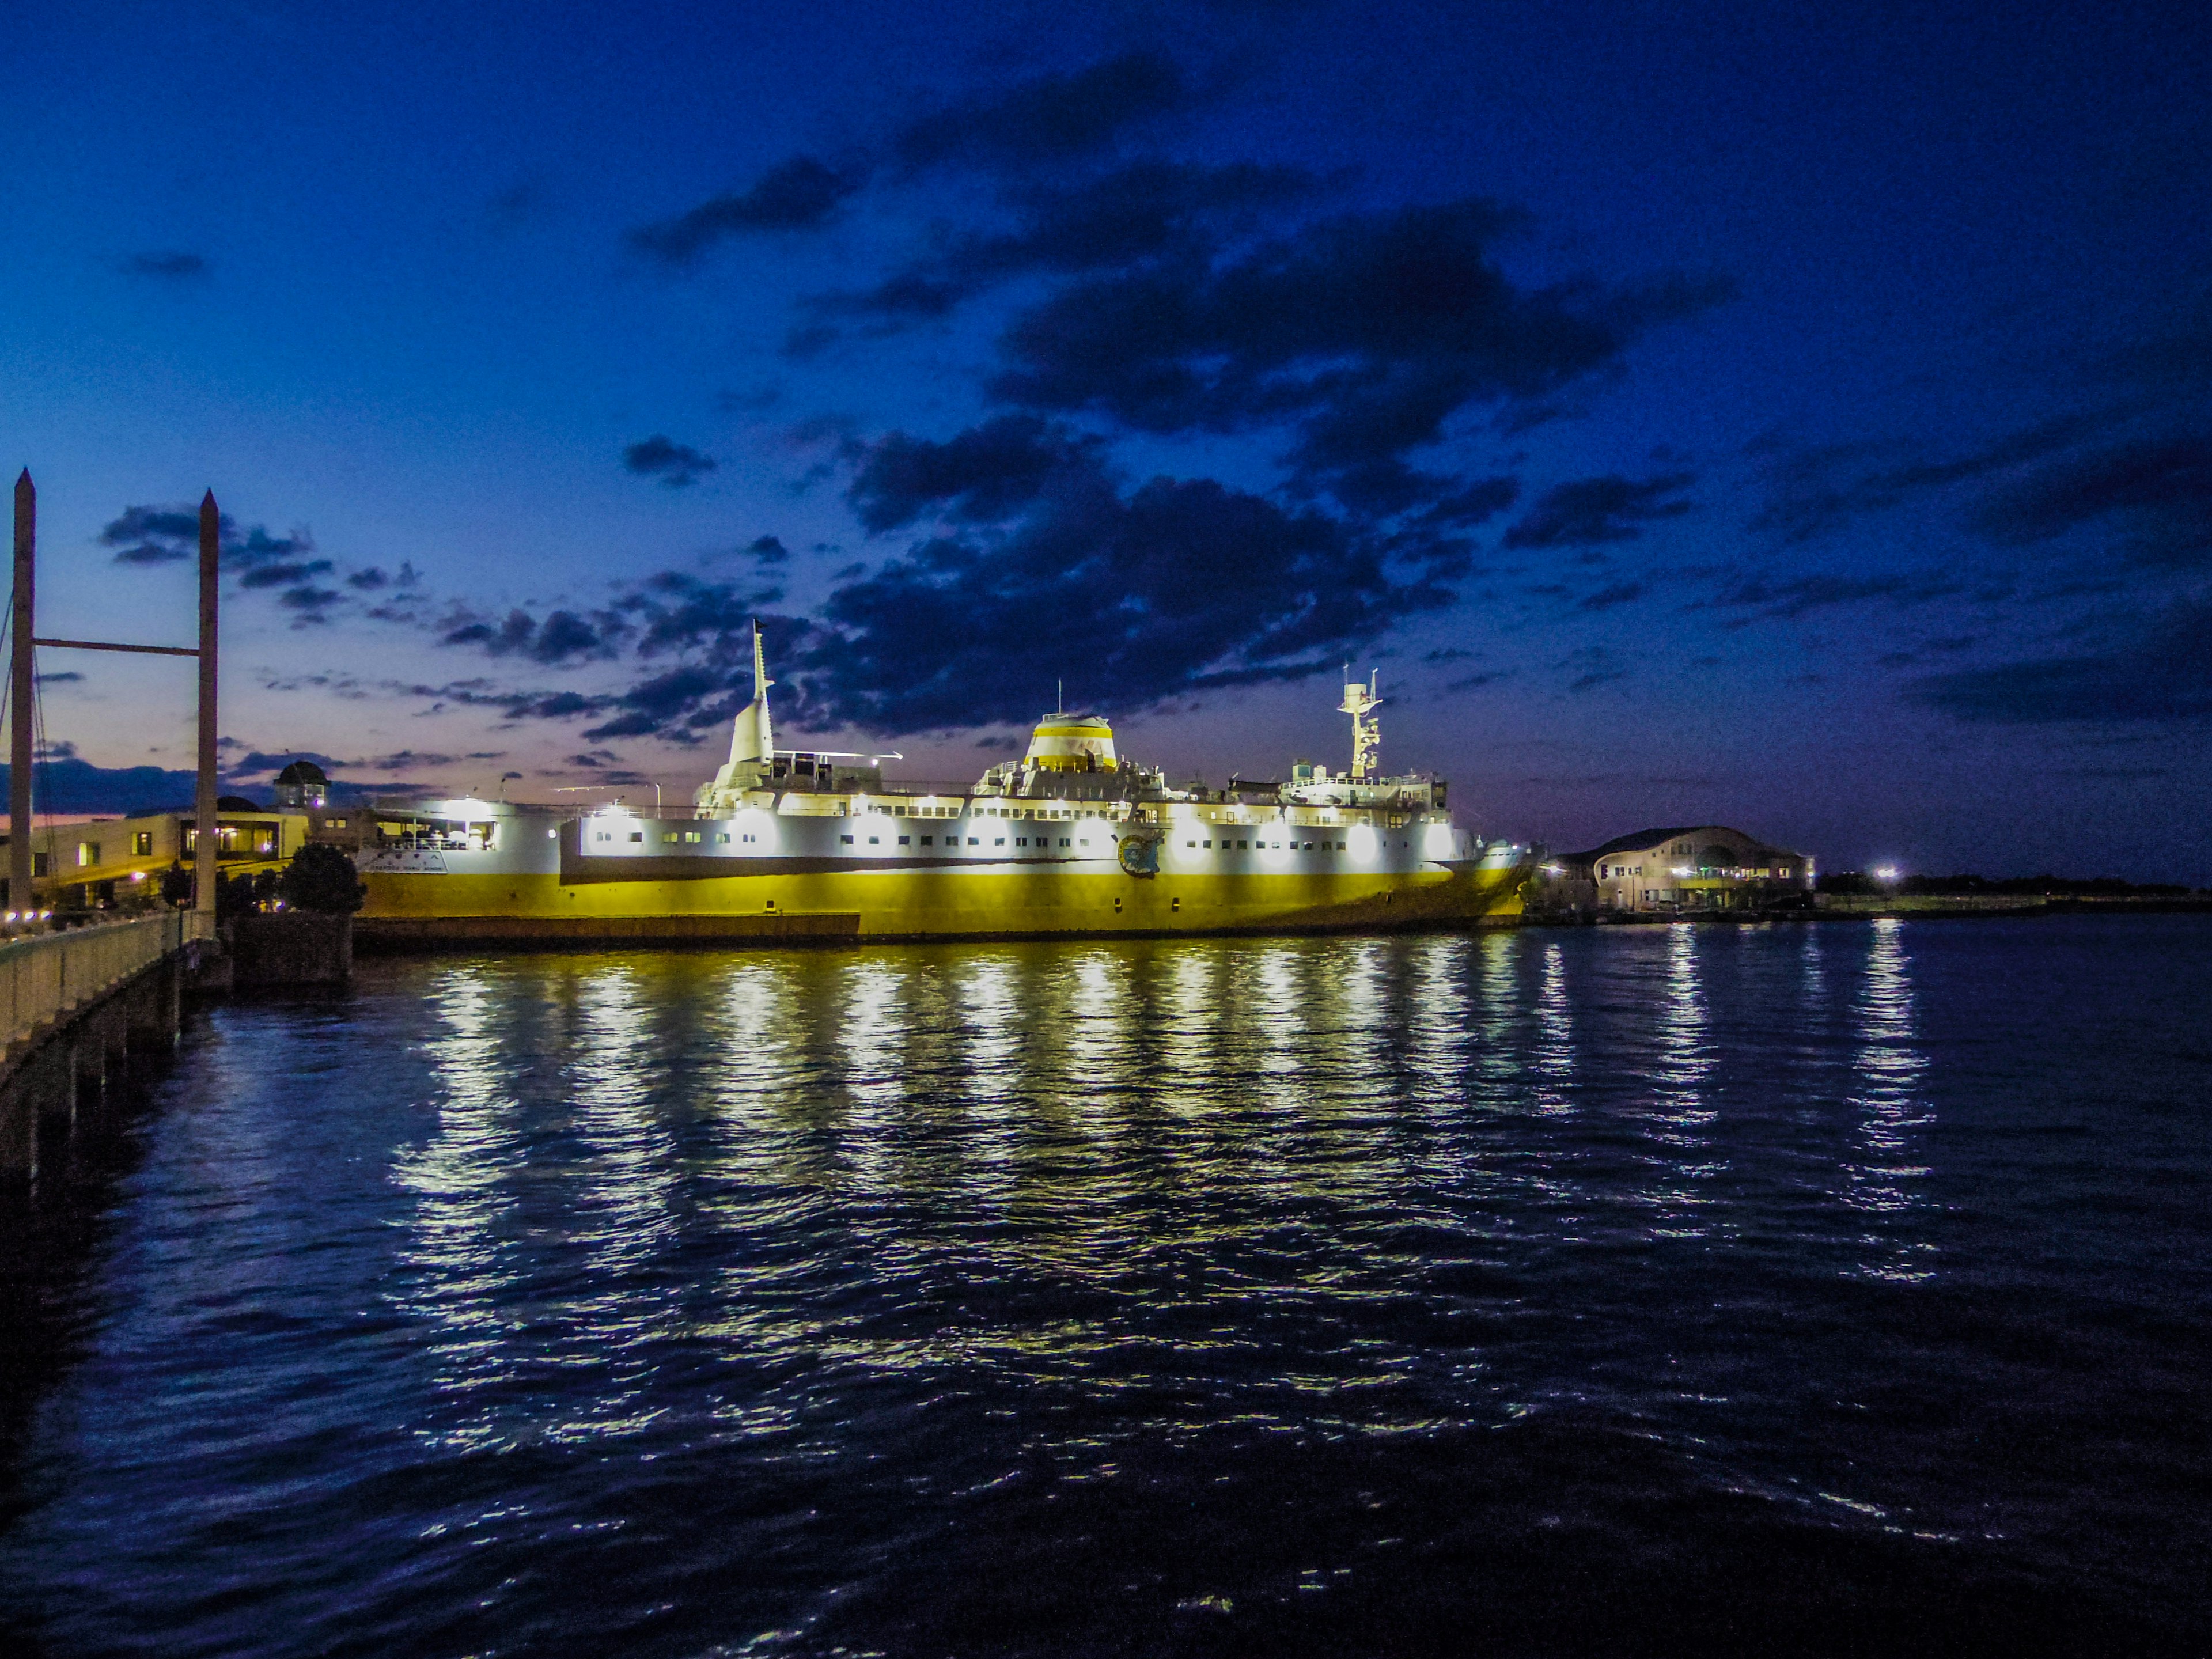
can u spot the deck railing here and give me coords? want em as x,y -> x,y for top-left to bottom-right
0,912 -> 190,1053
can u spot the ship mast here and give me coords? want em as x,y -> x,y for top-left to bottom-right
751,619 -> 773,760
1339,666 -> 1382,782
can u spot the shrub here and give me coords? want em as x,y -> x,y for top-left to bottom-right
278,843 -> 366,914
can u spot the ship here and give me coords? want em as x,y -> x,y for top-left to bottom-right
350,627 -> 1533,945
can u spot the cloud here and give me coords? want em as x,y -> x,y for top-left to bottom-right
630,156 -> 864,264
100,505 -> 204,563
1748,413 -> 2119,545
35,671 -> 84,685
846,415 -> 1095,531
582,664 -> 731,741
1971,435 -> 2212,566
0,755 -> 197,815
1906,599 -> 2212,724
988,200 -> 1728,494
99,504 -> 319,580
123,251 -> 206,279
623,434 -> 718,487
1708,571 -> 1963,620
820,160 -> 1316,326
370,750 -> 457,770
441,606 -> 620,665
744,534 -> 790,563
801,450 -> 1452,734
238,558 -> 335,589
895,51 -> 1189,173
1503,473 -> 1696,548
1577,581 -> 1646,612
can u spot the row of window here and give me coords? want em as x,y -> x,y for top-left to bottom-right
840,834 -> 1094,849
1184,837 -> 1373,852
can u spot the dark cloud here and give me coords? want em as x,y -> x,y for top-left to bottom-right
1503,473 -> 1696,548
1971,435 -> 2212,566
630,156 -> 863,264
1907,599 -> 2212,724
239,558 -> 335,590
1577,581 -> 1646,612
278,584 -> 345,622
744,534 -> 791,563
371,750 -> 457,770
895,51 -> 1188,173
802,450 -> 1450,734
0,755 -> 198,816
347,566 -> 390,590
616,572 -> 774,660
1749,413 -> 2118,545
123,251 -> 206,279
100,505 -> 204,564
989,201 -> 1727,495
582,664 -> 730,741
100,504 -> 318,581
35,671 -> 84,685
846,416 -> 1095,532
441,606 -> 619,665
623,434 -> 718,487
1709,571 -> 1964,620
823,161 -> 1316,326
230,749 -> 353,777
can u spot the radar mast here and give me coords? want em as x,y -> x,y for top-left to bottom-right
1339,667 -> 1382,781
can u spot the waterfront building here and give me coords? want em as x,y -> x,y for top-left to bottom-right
1,805 -> 310,911
273,759 -> 330,809
1566,825 -> 1812,913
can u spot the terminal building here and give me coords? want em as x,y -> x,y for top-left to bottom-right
1,763 -> 358,911
1563,825 -> 1812,913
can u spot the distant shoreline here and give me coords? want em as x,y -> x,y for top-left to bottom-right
1528,895 -> 2212,925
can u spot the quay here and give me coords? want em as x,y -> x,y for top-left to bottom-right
0,913 -> 205,1181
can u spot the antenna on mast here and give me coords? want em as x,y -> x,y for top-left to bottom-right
1338,666 -> 1384,782
1056,678 -> 1064,716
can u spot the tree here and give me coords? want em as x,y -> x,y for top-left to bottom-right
278,843 -> 365,914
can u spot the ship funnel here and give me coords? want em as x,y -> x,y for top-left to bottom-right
1024,711 -> 1117,772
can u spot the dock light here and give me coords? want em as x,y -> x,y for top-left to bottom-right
3,911 -> 14,923
1541,863 -> 1565,877
1422,821 -> 1458,861
1873,865 -> 1902,883
1347,823 -> 1379,863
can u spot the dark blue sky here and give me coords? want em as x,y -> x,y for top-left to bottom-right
5,1 -> 2209,876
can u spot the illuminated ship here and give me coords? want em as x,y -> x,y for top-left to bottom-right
351,627 -> 1533,943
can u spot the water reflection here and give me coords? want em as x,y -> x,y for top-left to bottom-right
390,970 -> 529,1451
1532,941 -> 1573,1118
556,965 -> 685,1441
1841,919 -> 1934,1282
1645,926 -> 1721,1238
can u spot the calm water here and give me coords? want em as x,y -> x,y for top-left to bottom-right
2,916 -> 2209,1656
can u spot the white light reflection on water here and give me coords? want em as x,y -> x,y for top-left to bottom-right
1645,926 -> 1722,1238
389,969 -> 530,1452
1404,935 -> 1472,1119
553,964 -> 686,1442
1467,931 -> 1525,1115
952,952 -> 1025,1206
1532,940 -> 1574,1118
1841,919 -> 1935,1282
834,956 -> 914,1202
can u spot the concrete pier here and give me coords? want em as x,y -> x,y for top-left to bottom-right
0,914 -> 195,1183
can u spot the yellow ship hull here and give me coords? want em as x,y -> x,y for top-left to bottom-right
357,862 -> 1527,946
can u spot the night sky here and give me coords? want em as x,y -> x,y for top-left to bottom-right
5,1 -> 2209,877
